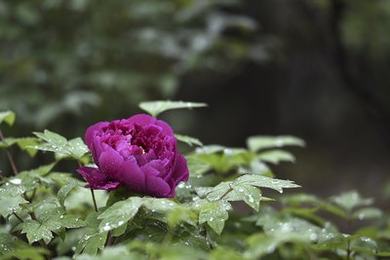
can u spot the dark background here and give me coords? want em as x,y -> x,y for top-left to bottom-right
1,0 -> 389,203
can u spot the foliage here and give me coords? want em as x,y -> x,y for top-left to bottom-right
0,0 -> 267,130
0,101 -> 389,259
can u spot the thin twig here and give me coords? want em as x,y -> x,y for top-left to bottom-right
90,188 -> 98,212
0,129 -> 18,175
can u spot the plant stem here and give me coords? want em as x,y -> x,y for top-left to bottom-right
0,129 -> 18,175
346,239 -> 351,260
90,188 -> 98,212
105,231 -> 113,247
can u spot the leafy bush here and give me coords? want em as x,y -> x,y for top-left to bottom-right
0,102 -> 389,260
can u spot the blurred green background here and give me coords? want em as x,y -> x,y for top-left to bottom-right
1,0 -> 390,204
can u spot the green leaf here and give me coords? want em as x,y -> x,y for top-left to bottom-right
98,197 -> 143,232
167,207 -> 197,228
67,137 -> 90,159
175,134 -> 203,147
76,212 -> 107,256
33,130 -> 88,160
142,198 -> 177,212
186,155 -> 211,177
247,135 -> 305,152
352,207 -> 383,220
0,137 -> 39,157
225,184 -> 262,211
21,198 -> 85,244
0,233 -> 28,255
1,246 -> 49,260
350,236 -> 378,255
199,200 -> 230,235
331,191 -> 373,212
235,174 -> 300,193
58,178 -> 83,206
20,220 -> 54,244
196,182 -> 231,201
245,233 -> 308,258
0,111 -> 16,126
257,150 -> 295,164
210,247 -> 243,260
77,232 -> 108,256
139,101 -> 207,117
0,183 -> 28,217
76,246 -> 140,260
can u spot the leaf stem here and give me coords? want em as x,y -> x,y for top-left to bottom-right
0,129 -> 18,175
105,231 -> 113,247
90,188 -> 98,212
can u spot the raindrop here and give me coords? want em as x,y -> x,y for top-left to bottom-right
9,178 -> 22,185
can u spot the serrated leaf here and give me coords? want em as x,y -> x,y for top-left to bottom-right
98,197 -> 143,232
0,137 -> 39,157
199,200 -> 230,235
247,135 -> 305,152
0,111 -> 16,126
226,184 -> 262,211
196,182 -> 231,201
0,183 -> 28,217
20,220 -> 54,244
67,137 -> 90,159
257,150 -> 295,164
33,130 -> 88,160
21,198 -> 85,244
175,134 -> 203,147
139,101 -> 207,117
77,232 -> 108,256
235,175 -> 300,193
331,191 -> 373,212
76,212 -> 107,256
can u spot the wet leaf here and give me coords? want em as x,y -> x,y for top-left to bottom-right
0,111 -> 16,126
247,135 -> 305,152
139,101 -> 207,117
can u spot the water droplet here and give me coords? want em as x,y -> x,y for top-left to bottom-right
102,223 -> 111,231
9,178 -> 21,185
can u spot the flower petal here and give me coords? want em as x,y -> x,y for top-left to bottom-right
127,114 -> 174,136
145,174 -> 172,198
99,149 -> 146,193
77,167 -> 120,190
172,154 -> 189,184
85,122 -> 108,150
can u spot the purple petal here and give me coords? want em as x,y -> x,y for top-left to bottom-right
127,114 -> 174,136
77,167 -> 120,190
98,149 -> 146,193
172,154 -> 189,184
145,174 -> 172,198
85,122 -> 108,149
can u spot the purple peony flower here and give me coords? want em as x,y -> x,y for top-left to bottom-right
77,114 -> 189,198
